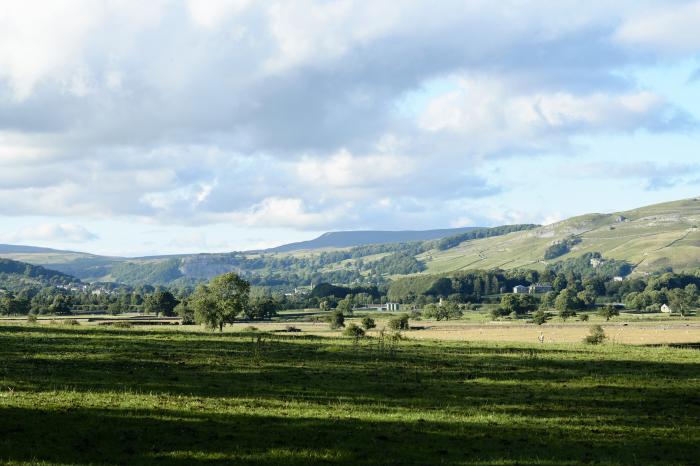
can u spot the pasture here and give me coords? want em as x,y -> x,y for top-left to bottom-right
0,323 -> 699,465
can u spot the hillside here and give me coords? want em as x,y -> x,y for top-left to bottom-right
0,226 -> 535,286
265,227 -> 480,252
3,197 -> 700,286
0,258 -> 82,291
421,197 -> 700,275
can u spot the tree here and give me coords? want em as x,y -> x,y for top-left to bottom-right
246,297 -> 278,320
531,309 -> 551,325
0,295 -> 30,315
388,313 -> 410,330
174,299 -> 195,325
343,323 -> 365,339
336,297 -> 354,316
583,325 -> 606,345
193,273 -> 250,332
441,302 -> 463,320
144,290 -> 179,317
361,316 -> 376,330
555,287 -> 583,312
598,304 -> 619,321
558,308 -> 576,321
49,294 -> 72,315
668,284 -> 698,317
501,294 -> 538,315
540,291 -> 557,310
423,302 -> 463,320
577,286 -> 598,308
328,310 -> 345,329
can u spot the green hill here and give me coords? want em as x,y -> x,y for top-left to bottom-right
421,197 -> 700,275
0,258 -> 82,291
3,197 -> 700,286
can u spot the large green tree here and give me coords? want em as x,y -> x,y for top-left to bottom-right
144,290 -> 179,317
193,273 -> 250,331
668,284 -> 698,317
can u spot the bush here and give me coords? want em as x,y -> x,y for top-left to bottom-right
489,307 -> 508,320
361,316 -> 376,330
598,305 -> 619,321
26,313 -> 37,324
343,323 -> 365,338
579,314 -> 590,322
284,325 -> 301,333
112,321 -> 132,329
531,310 -> 551,325
583,325 -> 606,345
328,310 -> 345,329
387,313 -> 410,331
64,319 -> 80,326
558,308 -> 577,321
244,325 -> 259,332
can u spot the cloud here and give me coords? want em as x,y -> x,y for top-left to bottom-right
0,223 -> 98,244
417,76 -> 688,157
0,1 -> 698,233
614,1 -> 700,54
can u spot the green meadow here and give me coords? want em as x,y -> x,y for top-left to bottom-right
1,324 -> 698,465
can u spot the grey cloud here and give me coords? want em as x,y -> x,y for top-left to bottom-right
0,1 -> 699,230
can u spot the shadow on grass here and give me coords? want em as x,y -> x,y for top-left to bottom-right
1,405 -> 695,466
1,325 -> 698,465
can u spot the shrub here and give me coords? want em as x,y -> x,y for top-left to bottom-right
343,323 -> 365,338
285,325 -> 301,333
598,305 -> 619,321
328,310 -> 345,329
26,313 -> 37,324
64,319 -> 80,326
489,307 -> 508,320
583,325 -> 606,345
361,316 -> 376,330
388,313 -> 410,331
112,321 -> 132,329
531,310 -> 551,325
579,314 -> 590,322
244,325 -> 259,332
558,308 -> 577,321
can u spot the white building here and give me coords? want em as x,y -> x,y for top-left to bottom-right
661,304 -> 672,313
513,285 -> 529,294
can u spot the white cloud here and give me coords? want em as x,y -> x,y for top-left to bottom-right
418,76 -> 675,154
233,197 -> 349,230
0,0 -> 697,237
0,0 -> 103,100
186,0 -> 251,28
0,223 -> 98,244
615,1 -> 700,53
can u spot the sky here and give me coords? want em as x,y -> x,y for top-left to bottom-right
1,0 -> 700,257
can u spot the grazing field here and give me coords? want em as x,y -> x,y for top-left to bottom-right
0,324 -> 699,465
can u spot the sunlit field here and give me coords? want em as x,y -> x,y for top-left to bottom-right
1,324 -> 698,465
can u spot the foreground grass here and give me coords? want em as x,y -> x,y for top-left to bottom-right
0,324 -> 698,465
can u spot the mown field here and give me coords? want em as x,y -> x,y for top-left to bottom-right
0,324 -> 699,465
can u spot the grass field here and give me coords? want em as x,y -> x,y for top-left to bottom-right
1,324 -> 699,465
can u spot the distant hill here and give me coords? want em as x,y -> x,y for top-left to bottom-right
4,198 -> 700,286
0,244 -> 73,254
0,258 -> 81,291
422,197 -> 700,275
265,227 -> 481,252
